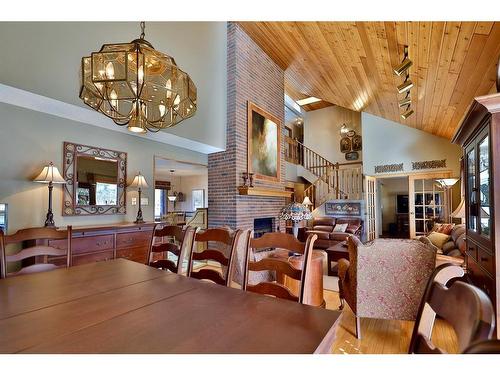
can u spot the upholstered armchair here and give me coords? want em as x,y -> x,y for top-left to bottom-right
338,236 -> 437,339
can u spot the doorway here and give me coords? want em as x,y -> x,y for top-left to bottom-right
377,177 -> 410,239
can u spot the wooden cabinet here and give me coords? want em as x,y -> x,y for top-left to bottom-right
452,93 -> 500,339
30,223 -> 157,267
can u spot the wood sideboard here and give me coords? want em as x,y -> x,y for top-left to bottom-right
29,222 -> 160,267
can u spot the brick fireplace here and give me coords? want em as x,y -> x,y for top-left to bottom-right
208,22 -> 286,231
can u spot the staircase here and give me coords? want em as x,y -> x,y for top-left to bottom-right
284,136 -> 363,209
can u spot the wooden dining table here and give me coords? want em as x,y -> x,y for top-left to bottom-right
0,258 -> 341,354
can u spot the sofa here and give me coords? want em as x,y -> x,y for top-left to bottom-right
338,236 -> 437,339
304,216 -> 362,249
442,224 -> 466,258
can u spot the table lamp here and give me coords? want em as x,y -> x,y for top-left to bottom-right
33,162 -> 66,227
302,196 -> 313,207
129,172 -> 148,224
279,202 -> 313,238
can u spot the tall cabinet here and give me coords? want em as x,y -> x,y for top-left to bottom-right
452,93 -> 500,338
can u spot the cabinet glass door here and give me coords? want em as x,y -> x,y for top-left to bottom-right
467,146 -> 477,232
479,135 -> 490,237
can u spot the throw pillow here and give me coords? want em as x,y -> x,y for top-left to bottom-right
333,223 -> 348,232
418,236 -> 442,254
433,223 -> 455,235
427,231 -> 451,249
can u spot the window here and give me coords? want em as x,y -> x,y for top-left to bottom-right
95,182 -> 118,205
192,189 -> 205,210
0,203 -> 7,233
154,189 -> 167,219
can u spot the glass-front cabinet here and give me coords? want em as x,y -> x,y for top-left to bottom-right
465,126 -> 492,240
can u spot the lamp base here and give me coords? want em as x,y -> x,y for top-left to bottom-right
44,211 -> 55,227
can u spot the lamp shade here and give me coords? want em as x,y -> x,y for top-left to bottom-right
279,202 -> 312,223
437,178 -> 459,188
451,198 -> 465,219
302,196 -> 313,206
33,162 -> 66,184
129,172 -> 148,189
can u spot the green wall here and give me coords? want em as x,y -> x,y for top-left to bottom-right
0,103 -> 207,233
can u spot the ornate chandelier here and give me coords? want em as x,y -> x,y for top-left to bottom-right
79,22 -> 197,134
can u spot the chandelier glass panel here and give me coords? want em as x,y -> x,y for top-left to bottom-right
79,22 -> 197,133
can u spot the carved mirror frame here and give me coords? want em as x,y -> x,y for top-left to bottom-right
62,142 -> 127,216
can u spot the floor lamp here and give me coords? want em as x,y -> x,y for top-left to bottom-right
437,178 -> 459,223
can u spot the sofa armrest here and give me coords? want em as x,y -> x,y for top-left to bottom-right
330,232 -> 350,241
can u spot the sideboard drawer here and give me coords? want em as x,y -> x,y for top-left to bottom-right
50,235 -> 115,255
72,250 -> 114,266
116,246 -> 149,264
116,231 -> 151,249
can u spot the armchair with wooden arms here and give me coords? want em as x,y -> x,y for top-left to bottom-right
338,236 -> 437,339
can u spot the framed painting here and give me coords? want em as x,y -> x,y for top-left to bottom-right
340,137 -> 351,153
247,102 -> 281,183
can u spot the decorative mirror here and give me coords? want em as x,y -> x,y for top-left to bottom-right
63,142 -> 127,216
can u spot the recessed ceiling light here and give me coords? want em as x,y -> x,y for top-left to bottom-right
296,97 -> 322,106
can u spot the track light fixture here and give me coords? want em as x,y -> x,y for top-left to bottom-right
397,76 -> 414,94
393,46 -> 413,76
401,107 -> 414,119
394,45 -> 414,119
399,96 -> 412,107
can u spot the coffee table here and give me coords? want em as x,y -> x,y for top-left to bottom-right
325,241 -> 349,276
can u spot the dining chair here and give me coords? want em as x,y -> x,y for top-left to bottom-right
187,227 -> 240,286
463,339 -> 500,354
0,226 -> 72,278
243,232 -> 317,303
408,263 -> 495,353
147,224 -> 197,274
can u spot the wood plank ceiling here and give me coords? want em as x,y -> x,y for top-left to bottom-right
238,22 -> 500,139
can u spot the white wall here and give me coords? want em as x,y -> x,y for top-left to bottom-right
304,105 -> 362,163
0,22 -> 227,151
362,112 -> 462,176
0,103 -> 207,233
178,175 -> 208,211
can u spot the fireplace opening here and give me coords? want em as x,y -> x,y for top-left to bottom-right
253,217 -> 274,238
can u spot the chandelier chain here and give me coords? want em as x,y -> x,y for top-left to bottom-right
140,21 -> 145,39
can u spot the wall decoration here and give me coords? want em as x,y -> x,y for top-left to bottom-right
340,137 -> 352,153
346,130 -> 356,137
374,163 -> 404,174
63,142 -> 127,216
247,102 -> 281,183
325,201 -> 361,216
412,159 -> 446,170
352,134 -> 362,151
345,151 -> 359,161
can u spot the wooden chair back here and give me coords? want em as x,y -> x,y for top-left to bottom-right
147,224 -> 196,274
0,226 -> 72,278
463,339 -> 500,354
187,228 -> 239,286
244,232 -> 317,303
409,264 -> 495,353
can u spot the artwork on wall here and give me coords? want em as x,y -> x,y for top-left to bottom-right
411,159 -> 447,170
340,137 -> 352,153
247,102 -> 281,183
352,134 -> 362,151
339,127 -> 362,160
345,151 -> 359,161
325,201 -> 361,216
374,163 -> 404,174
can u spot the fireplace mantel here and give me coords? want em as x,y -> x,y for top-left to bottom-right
238,186 -> 292,198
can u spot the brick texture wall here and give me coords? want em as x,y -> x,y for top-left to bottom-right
208,22 -> 286,231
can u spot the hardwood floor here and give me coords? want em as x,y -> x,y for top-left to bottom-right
197,264 -> 459,354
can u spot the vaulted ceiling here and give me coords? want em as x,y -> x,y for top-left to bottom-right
239,22 -> 500,139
